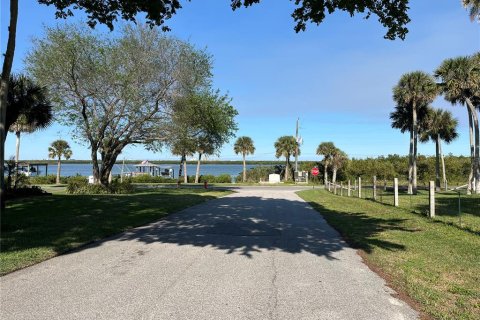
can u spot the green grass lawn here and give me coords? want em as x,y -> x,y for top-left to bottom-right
1,187 -> 230,275
298,189 -> 480,320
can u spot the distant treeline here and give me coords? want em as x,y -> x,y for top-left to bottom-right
298,154 -> 470,187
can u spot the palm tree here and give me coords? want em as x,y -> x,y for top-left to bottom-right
463,0 -> 480,21
274,136 -> 299,181
435,55 -> 480,194
420,109 -> 458,191
6,75 -> 53,165
48,140 -> 72,184
316,142 -> 336,184
393,71 -> 438,194
331,148 -> 348,184
234,136 -> 255,182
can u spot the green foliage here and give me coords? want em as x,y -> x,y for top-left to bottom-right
236,166 -> 276,183
234,136 -> 255,156
214,174 -> 233,183
130,175 -> 177,183
66,179 -> 133,194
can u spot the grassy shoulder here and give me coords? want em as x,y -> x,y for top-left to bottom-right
297,189 -> 480,320
1,187 -> 231,276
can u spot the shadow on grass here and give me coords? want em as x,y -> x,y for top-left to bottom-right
304,201 -> 415,254
1,190 -> 219,257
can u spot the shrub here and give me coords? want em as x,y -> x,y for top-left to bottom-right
29,175 -> 57,185
214,174 -> 232,183
66,178 -> 134,195
6,186 -> 51,199
63,175 -> 88,184
237,166 -> 276,183
130,175 -> 176,183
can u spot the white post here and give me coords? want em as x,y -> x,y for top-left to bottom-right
429,181 -> 435,218
334,182 -> 337,195
340,182 -> 343,196
373,175 -> 377,201
348,180 -> 351,197
328,181 -> 331,192
358,177 -> 362,198
394,178 -> 399,207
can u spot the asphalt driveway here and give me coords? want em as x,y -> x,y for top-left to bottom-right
0,187 -> 417,320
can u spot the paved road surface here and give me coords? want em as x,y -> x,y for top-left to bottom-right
1,187 -> 418,320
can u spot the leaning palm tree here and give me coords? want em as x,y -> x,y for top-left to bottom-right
435,55 -> 480,194
48,140 -> 73,184
393,71 -> 438,194
234,136 -> 255,182
274,136 -> 299,181
331,148 -> 348,184
316,142 -> 336,184
463,0 -> 480,21
420,109 -> 459,191
7,75 -> 53,164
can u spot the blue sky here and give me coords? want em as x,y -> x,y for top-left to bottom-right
2,0 -> 479,161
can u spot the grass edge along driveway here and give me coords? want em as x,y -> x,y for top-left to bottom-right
297,189 -> 480,320
1,188 -> 231,276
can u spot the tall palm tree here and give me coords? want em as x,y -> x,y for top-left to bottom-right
393,71 -> 438,194
7,75 -> 53,165
274,136 -> 299,181
435,55 -> 480,194
331,148 -> 348,184
420,109 -> 459,191
234,136 -> 255,182
48,140 -> 72,184
463,0 -> 480,21
316,142 -> 336,184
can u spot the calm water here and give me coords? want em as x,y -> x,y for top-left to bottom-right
37,163 -> 262,177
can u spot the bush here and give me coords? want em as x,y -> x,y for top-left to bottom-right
130,175 -> 176,183
6,186 -> 51,199
29,175 -> 57,184
237,166 -> 276,183
63,175 -> 88,185
67,178 -> 134,195
214,174 -> 232,183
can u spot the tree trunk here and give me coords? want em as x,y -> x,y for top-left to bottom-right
332,165 -> 337,184
56,158 -> 61,184
242,153 -> 246,182
183,157 -> 188,183
1,0 -> 19,209
178,155 -> 184,179
195,153 -> 202,183
439,139 -> 447,191
14,131 -> 20,185
285,156 -> 290,181
323,164 -> 328,185
99,152 -> 120,186
408,127 -> 414,194
435,136 -> 441,191
412,102 -> 418,195
466,107 -> 474,194
91,147 -> 100,184
466,98 -> 480,194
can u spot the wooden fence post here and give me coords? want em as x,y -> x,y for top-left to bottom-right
334,181 -> 337,195
340,182 -> 343,196
358,177 -> 362,198
348,180 -> 351,197
394,178 -> 399,207
328,181 -> 331,192
373,175 -> 377,201
429,181 -> 435,218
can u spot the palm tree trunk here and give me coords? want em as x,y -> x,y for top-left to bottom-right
56,158 -> 61,184
15,131 -> 20,164
323,164 -> 328,185
435,136 -> 441,191
466,107 -> 474,194
439,139 -> 447,191
183,155 -> 188,184
412,102 -> 418,195
195,153 -> 202,183
285,156 -> 290,181
408,127 -> 414,194
332,165 -> 338,184
466,98 -> 479,194
242,153 -> 246,182
1,0 -> 19,209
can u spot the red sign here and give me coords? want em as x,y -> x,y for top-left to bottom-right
311,167 -> 319,176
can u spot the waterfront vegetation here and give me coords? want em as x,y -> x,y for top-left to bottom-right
298,189 -> 480,320
0,187 -> 231,275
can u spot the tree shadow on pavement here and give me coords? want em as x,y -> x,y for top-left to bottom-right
111,194 -> 411,259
